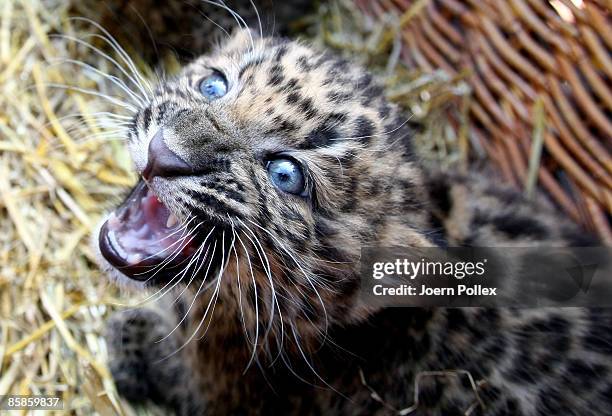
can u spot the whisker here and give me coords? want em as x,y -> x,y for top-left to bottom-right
202,0 -> 255,52
228,221 -> 249,342
63,122 -> 130,137
149,236 -> 207,303
49,58 -> 147,107
248,0 -> 263,38
233,228 -> 262,372
68,131 -> 128,146
49,111 -> 133,125
290,323 -> 345,396
277,341 -> 320,389
237,221 -> 286,365
155,228 -> 218,341
161,231 -> 229,359
51,33 -> 151,102
195,229 -> 235,340
38,83 -> 137,112
166,238 -> 218,340
244,219 -> 330,347
69,17 -> 155,96
126,3 -> 161,64
170,226 -> 217,303
65,121 -> 132,132
196,9 -> 231,41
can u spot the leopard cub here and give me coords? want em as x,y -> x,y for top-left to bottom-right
97,29 -> 612,415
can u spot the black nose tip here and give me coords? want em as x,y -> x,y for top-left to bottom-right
143,130 -> 193,180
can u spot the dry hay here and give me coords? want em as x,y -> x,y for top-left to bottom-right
0,0 -> 166,414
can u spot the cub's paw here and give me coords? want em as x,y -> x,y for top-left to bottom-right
105,307 -> 201,414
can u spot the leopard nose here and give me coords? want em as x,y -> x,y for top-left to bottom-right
142,130 -> 193,180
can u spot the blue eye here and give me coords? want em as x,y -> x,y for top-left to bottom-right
267,158 -> 305,195
198,72 -> 228,99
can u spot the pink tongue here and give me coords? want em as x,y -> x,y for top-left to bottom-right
142,193 -> 169,230
112,191 -> 185,265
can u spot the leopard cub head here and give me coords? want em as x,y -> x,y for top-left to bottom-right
96,29 -> 433,346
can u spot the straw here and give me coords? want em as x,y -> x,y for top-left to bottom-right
0,1 -> 146,414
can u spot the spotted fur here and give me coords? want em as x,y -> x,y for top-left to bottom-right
100,30 -> 612,415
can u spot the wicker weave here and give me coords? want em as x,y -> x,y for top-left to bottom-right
356,0 -> 612,243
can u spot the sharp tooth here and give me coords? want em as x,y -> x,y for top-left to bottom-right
166,214 -> 178,228
108,212 -> 120,228
127,253 -> 143,265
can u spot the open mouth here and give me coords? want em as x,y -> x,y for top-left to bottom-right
99,180 -> 200,282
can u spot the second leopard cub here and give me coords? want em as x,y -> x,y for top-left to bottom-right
97,29 -> 612,415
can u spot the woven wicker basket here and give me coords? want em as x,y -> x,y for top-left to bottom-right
355,0 -> 612,243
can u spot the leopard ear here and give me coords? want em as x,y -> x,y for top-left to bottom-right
217,27 -> 260,52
